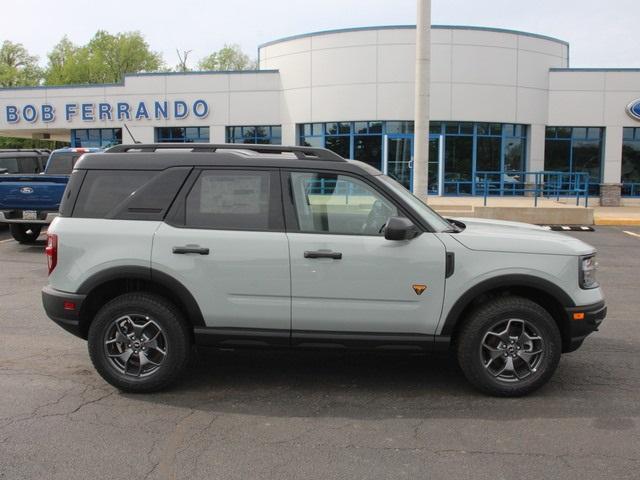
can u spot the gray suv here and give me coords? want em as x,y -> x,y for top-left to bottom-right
42,144 -> 606,396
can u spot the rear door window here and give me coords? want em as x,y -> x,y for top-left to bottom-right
184,169 -> 282,231
73,170 -> 154,218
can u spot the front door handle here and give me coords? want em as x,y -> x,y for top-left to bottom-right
304,250 -> 342,259
172,245 -> 210,255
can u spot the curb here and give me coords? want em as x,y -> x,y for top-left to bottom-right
594,218 -> 640,226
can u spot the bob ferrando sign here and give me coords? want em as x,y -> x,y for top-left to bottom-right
4,99 -> 209,124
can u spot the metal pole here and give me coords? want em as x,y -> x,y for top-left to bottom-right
412,0 -> 431,200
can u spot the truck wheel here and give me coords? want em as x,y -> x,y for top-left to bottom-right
88,292 -> 192,393
9,224 -> 42,244
456,296 -> 562,397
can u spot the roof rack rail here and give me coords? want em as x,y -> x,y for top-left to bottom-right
104,143 -> 347,162
0,148 -> 51,154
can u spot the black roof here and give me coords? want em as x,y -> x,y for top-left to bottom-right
74,143 -> 381,176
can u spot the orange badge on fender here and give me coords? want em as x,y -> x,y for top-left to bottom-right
412,284 -> 427,295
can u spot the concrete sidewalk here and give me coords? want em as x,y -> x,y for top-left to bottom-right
426,196 -> 640,226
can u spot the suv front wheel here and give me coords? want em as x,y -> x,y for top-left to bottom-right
88,292 -> 192,393
456,296 -> 562,397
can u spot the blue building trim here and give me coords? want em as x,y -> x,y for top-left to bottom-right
0,70 -> 280,92
550,68 -> 640,72
257,24 -> 569,50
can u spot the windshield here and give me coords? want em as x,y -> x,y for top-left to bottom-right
378,175 -> 454,232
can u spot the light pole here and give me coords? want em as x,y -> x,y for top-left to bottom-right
412,0 -> 431,199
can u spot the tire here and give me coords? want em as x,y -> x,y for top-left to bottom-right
88,292 -> 192,393
9,224 -> 42,244
456,296 -> 561,397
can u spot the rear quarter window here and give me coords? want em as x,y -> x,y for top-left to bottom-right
72,170 -> 155,218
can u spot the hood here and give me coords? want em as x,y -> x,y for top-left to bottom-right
449,217 -> 595,256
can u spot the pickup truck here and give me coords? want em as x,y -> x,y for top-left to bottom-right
0,148 -> 100,243
0,148 -> 50,174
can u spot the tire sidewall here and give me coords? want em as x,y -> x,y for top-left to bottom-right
10,224 -> 41,243
458,298 -> 562,397
88,293 -> 190,392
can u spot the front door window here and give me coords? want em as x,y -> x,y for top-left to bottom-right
289,172 -> 398,236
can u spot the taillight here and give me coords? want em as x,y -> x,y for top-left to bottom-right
45,234 -> 58,275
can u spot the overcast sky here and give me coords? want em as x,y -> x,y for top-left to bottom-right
4,0 -> 639,69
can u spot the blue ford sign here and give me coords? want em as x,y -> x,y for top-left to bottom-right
5,99 -> 209,124
626,99 -> 640,121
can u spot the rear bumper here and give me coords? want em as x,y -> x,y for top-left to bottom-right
42,286 -> 87,339
0,210 -> 58,224
564,300 -> 607,352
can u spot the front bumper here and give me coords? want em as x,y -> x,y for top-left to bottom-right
42,286 -> 87,339
564,300 -> 607,352
0,210 -> 58,224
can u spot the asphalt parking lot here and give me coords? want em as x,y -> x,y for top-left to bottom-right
0,225 -> 639,479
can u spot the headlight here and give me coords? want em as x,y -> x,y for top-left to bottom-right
580,254 -> 599,289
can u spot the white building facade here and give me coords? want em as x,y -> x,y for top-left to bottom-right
1,25 -> 640,204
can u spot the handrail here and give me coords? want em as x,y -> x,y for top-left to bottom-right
475,170 -> 590,208
622,182 -> 640,197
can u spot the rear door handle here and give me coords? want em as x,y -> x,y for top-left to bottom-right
172,245 -> 210,255
304,250 -> 342,259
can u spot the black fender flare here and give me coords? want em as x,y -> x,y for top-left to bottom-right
77,266 -> 205,327
438,274 -> 575,336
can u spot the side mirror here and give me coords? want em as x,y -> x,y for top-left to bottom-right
384,216 -> 420,241
0,168 -> 7,174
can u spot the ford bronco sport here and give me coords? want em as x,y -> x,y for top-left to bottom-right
42,144 -> 606,396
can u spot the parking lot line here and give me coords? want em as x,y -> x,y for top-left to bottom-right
0,238 -> 14,243
623,230 -> 640,239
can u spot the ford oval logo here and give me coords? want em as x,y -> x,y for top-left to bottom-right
626,99 -> 640,121
19,186 -> 33,194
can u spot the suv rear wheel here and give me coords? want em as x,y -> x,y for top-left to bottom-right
88,292 -> 192,393
456,296 -> 561,397
9,224 -> 42,244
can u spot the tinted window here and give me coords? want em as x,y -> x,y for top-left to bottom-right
73,170 -> 154,218
289,172 -> 398,235
45,153 -> 81,175
185,170 -> 279,230
0,156 -> 44,174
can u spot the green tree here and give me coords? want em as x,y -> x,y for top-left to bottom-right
87,30 -> 163,83
45,36 -> 94,85
197,44 -> 256,71
0,136 -> 68,149
44,31 -> 164,85
0,41 -> 42,87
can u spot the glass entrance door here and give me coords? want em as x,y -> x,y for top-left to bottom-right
385,134 -> 414,190
384,134 -> 444,195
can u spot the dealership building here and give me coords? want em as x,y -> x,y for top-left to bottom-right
1,25 -> 640,204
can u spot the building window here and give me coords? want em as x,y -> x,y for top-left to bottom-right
544,127 -> 603,195
622,127 -> 640,196
298,121 -> 412,170
155,127 -> 209,143
71,128 -> 122,148
226,125 -> 281,144
298,121 -> 527,195
429,122 -> 527,195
